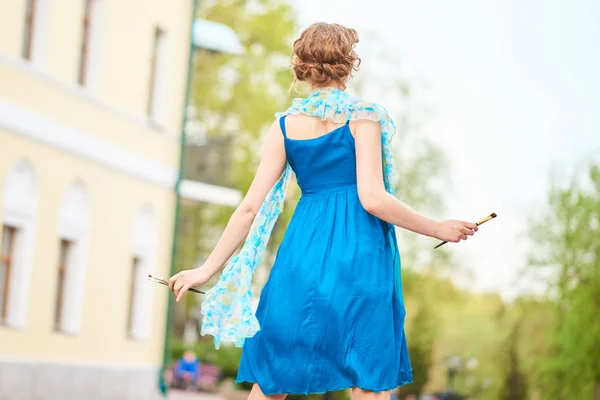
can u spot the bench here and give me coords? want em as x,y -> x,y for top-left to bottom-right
196,363 -> 221,392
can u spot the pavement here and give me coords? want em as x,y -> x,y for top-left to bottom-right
168,389 -> 224,400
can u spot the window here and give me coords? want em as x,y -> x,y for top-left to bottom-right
1,160 -> 37,329
54,239 -> 72,331
147,27 -> 167,124
126,256 -> 142,337
22,0 -> 37,60
75,0 -> 102,90
78,0 -> 93,86
21,0 -> 49,66
0,226 -> 17,324
56,181 -> 89,334
128,205 -> 158,340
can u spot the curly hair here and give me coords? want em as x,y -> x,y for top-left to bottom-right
291,22 -> 361,90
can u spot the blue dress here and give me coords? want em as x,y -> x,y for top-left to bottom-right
236,116 -> 413,395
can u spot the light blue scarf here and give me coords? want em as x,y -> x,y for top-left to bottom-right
201,88 -> 398,349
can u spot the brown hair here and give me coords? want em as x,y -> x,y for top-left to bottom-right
291,22 -> 361,90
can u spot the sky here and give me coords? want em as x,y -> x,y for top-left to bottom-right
291,0 -> 600,299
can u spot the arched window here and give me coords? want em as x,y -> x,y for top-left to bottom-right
127,205 -> 158,340
1,160 -> 37,329
55,180 -> 89,334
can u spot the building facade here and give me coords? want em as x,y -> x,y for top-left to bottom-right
0,1 -> 200,399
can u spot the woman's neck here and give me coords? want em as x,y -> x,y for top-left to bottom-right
310,85 -> 344,92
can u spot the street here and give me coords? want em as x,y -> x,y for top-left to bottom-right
168,389 -> 224,400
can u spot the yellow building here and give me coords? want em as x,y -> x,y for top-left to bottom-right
0,1 -> 241,398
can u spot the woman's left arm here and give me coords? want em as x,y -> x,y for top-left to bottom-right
170,119 -> 287,301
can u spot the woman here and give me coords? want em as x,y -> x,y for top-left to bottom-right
169,22 -> 477,400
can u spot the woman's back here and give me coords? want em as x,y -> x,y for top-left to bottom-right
280,114 -> 357,196
284,114 -> 346,140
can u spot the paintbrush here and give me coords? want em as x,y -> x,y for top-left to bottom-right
434,212 -> 497,249
147,274 -> 205,294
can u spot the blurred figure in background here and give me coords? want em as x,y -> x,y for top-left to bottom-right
388,388 -> 400,400
173,350 -> 201,391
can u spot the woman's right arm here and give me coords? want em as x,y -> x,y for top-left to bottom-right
169,119 -> 288,301
354,119 -> 477,243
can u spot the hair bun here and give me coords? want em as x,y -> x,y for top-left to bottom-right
291,23 -> 361,90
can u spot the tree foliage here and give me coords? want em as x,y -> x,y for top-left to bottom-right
172,0 -> 298,336
178,0 -> 298,277
190,0 -> 297,194
499,322 -> 528,400
529,164 -> 600,398
401,298 -> 435,397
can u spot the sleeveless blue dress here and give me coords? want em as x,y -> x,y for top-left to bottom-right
236,116 -> 413,395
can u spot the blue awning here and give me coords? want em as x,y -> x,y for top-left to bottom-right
193,19 -> 243,54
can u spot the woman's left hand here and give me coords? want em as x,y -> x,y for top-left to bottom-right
169,267 -> 212,302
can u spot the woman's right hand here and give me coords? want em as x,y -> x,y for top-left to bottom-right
169,266 -> 213,302
435,220 -> 478,242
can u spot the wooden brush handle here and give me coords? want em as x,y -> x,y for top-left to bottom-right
434,213 -> 497,249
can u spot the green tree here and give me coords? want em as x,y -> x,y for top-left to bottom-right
499,322 -> 528,400
171,0 -> 299,335
506,297 -> 554,399
529,163 -> 600,398
190,0 -> 297,193
402,299 -> 435,397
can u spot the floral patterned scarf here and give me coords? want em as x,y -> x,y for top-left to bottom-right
200,88 -> 397,349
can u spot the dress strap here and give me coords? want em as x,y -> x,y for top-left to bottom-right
279,115 -> 287,138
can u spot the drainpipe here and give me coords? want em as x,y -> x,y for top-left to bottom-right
159,0 -> 200,394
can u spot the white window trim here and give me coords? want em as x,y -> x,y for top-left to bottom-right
81,0 -> 103,94
2,161 -> 38,329
179,179 -> 242,207
149,28 -> 169,127
128,206 -> 158,340
28,0 -> 51,69
56,181 -> 90,335
128,251 -> 154,341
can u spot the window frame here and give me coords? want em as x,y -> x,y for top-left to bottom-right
147,26 -> 168,125
78,0 -> 93,86
53,238 -> 73,331
0,226 -> 17,325
126,256 -> 142,338
55,180 -> 89,335
22,0 -> 38,60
